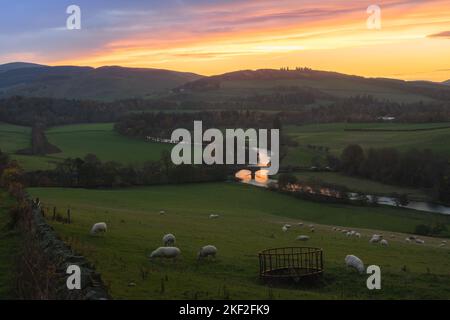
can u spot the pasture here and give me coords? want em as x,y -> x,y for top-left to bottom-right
0,122 -> 172,171
29,183 -> 450,300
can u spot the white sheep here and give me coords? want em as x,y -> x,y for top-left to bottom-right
345,255 -> 365,274
309,224 -> 314,228
282,226 -> 288,232
415,239 -> 425,244
159,210 -> 166,215
439,243 -> 446,247
198,245 -> 217,259
369,234 -> 383,243
296,235 -> 310,241
150,247 -> 181,259
90,222 -> 107,235
405,238 -> 411,243
355,232 -> 361,238
209,214 -> 220,219
283,224 -> 292,229
346,231 -> 352,237
162,233 -> 176,246
380,239 -> 389,246
310,227 -> 315,233
332,227 -> 337,231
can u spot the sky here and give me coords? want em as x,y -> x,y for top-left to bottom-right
1,0 -> 450,81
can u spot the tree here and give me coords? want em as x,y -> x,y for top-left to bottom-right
340,144 -> 365,176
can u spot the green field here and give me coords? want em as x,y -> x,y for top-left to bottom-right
284,123 -> 450,163
0,123 -> 172,171
29,183 -> 450,300
0,191 -> 20,299
292,172 -> 430,201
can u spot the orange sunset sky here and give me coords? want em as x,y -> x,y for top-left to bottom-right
2,0 -> 450,81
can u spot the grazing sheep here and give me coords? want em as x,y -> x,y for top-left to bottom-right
298,223 -> 304,227
336,228 -> 341,232
283,224 -> 292,229
442,240 -> 447,244
162,233 -> 176,246
439,243 -> 446,247
346,231 -> 352,237
345,255 -> 365,274
355,232 -> 361,238
296,235 -> 310,241
415,239 -> 425,244
369,234 -> 383,243
380,239 -> 389,246
341,229 -> 348,234
90,222 -> 107,235
198,245 -> 218,259
159,210 -> 166,215
309,224 -> 314,228
390,234 -> 396,239
310,227 -> 315,233
150,247 -> 181,259
405,238 -> 411,243
282,226 -> 288,232
209,214 -> 220,219
332,227 -> 337,231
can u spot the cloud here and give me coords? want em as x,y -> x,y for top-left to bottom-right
428,31 -> 450,38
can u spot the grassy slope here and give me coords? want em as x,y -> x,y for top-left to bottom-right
0,123 -> 172,171
0,191 -> 19,299
29,183 -> 450,300
284,123 -> 450,160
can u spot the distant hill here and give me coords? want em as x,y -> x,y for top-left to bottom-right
176,68 -> 450,104
0,64 -> 203,101
0,62 -> 46,73
444,79 -> 450,85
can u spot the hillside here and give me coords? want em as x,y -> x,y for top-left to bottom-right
176,68 -> 450,104
0,65 -> 203,101
0,62 -> 46,73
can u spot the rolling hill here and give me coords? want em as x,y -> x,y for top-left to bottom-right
0,64 -> 203,101
176,68 -> 450,104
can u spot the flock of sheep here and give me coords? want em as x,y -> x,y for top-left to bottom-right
89,212 -> 220,262
89,213 -> 447,276
281,221 -> 447,273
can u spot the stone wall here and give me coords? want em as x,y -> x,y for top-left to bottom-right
29,203 -> 110,300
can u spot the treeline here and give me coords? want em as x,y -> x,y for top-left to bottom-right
23,153 -> 228,188
115,110 -> 282,140
337,144 -> 450,203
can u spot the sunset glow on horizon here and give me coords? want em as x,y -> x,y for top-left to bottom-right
1,0 -> 450,81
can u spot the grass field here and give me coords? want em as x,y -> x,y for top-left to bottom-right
0,191 -> 19,299
284,123 -> 450,162
0,123 -> 172,171
292,171 -> 430,201
29,183 -> 450,300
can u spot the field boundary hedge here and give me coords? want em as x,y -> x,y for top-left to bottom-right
344,126 -> 450,132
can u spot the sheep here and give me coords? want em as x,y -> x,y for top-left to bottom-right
405,238 -> 411,243
297,223 -> 304,227
162,233 -> 176,246
442,240 -> 447,244
415,239 -> 425,244
209,214 -> 220,219
380,239 -> 389,246
355,232 -> 361,238
346,231 -> 352,237
282,226 -> 288,232
283,224 -> 292,229
345,255 -> 365,274
308,224 -> 314,228
159,210 -> 166,215
296,235 -> 310,241
369,234 -> 383,243
90,222 -> 107,235
310,227 -> 315,233
341,229 -> 348,234
439,243 -> 446,247
198,245 -> 217,259
332,227 -> 337,231
150,247 -> 181,260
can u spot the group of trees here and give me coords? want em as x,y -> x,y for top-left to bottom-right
24,153 -> 228,189
115,110 -> 283,140
338,144 -> 450,203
